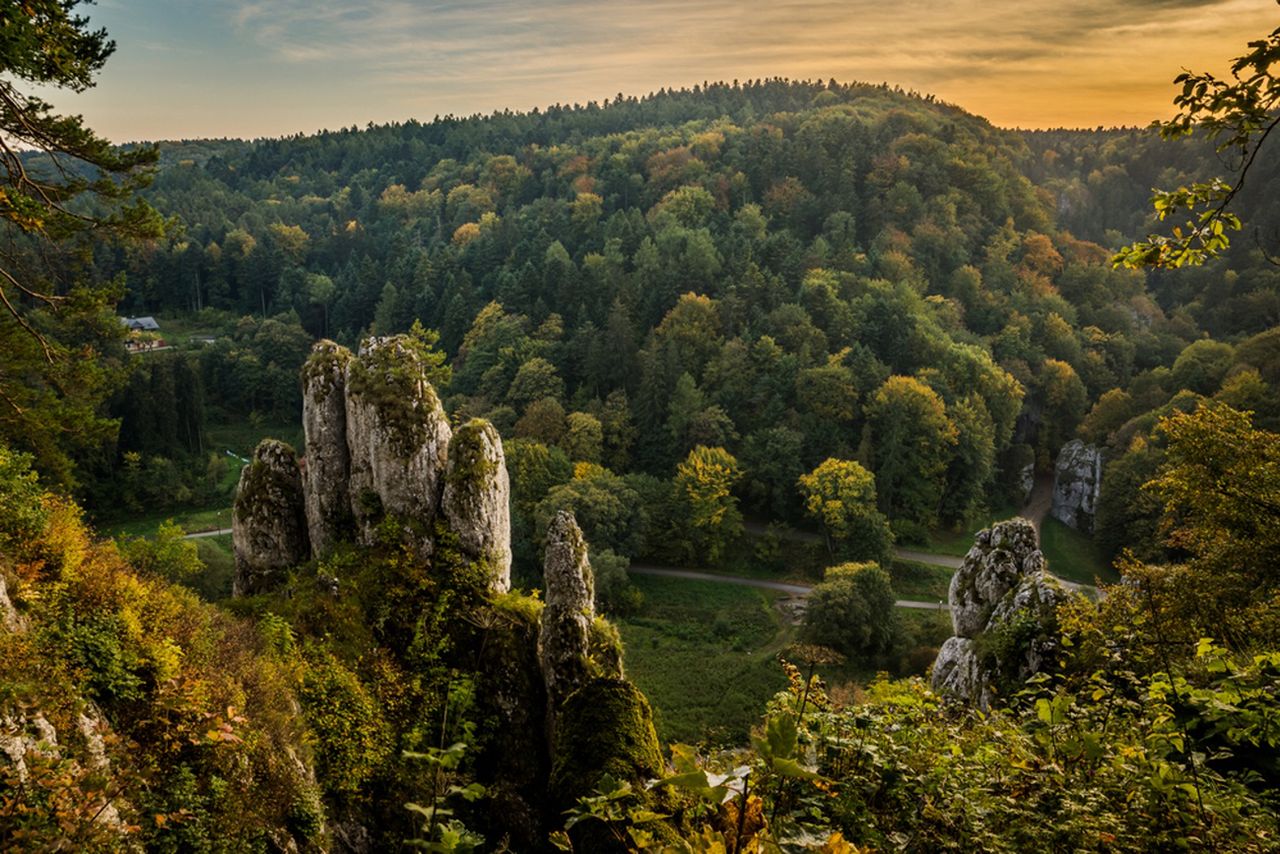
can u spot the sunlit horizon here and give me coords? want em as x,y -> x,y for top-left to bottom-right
46,0 -> 1280,142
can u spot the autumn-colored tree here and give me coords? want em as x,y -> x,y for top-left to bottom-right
672,445 -> 742,566
797,458 -> 891,560
1037,358 -> 1088,458
863,376 -> 957,529
1148,402 -> 1280,587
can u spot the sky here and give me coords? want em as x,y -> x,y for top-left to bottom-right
46,0 -> 1280,142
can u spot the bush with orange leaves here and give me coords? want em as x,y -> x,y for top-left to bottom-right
0,447 -> 323,850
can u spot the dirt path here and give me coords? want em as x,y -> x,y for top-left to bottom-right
183,528 -> 232,539
627,564 -> 948,611
1020,473 -> 1055,537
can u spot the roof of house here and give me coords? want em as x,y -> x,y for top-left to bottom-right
120,316 -> 160,331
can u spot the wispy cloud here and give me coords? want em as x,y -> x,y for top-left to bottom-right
69,0 -> 1280,139
222,0 -> 1267,108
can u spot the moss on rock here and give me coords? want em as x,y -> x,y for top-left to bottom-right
344,336 -> 452,541
442,418 -> 512,593
549,678 -> 662,809
232,439 -> 310,596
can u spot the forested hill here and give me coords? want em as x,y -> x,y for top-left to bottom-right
69,79 -> 1280,579
7,70 -> 1280,852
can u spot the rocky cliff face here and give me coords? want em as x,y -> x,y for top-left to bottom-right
931,518 -> 1073,708
539,511 -> 596,722
238,335 -> 516,595
232,439 -> 310,596
301,339 -> 354,555
345,336 -> 453,541
1051,439 -> 1103,533
208,351 -> 660,844
443,419 -> 512,594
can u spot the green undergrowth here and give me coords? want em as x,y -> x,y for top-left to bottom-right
616,576 -> 789,746
888,559 -> 954,601
191,533 -> 235,600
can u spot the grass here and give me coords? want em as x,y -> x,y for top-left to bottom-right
207,420 -> 304,459
106,506 -> 234,539
191,534 -> 235,601
888,559 -> 953,602
914,502 -> 1021,557
1040,518 -> 1119,585
617,576 -> 790,746
100,418 -> 302,540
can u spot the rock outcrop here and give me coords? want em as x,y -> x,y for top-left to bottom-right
442,419 -> 512,594
550,678 -> 662,809
301,340 -> 354,555
232,440 -> 310,596
1018,461 -> 1035,505
236,336 -> 522,594
1050,439 -> 1103,532
0,573 -> 23,633
931,518 -> 1073,708
538,511 -> 596,719
2,709 -> 127,831
345,336 -> 453,541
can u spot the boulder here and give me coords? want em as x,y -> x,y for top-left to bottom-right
232,439 -> 310,596
301,340 -> 354,555
930,637 -> 982,705
344,336 -> 452,541
442,419 -> 512,593
1050,439 -> 1103,532
931,518 -> 1074,708
538,511 -> 595,718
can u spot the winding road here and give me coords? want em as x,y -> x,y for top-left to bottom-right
628,564 -> 948,610
188,474 -> 1092,604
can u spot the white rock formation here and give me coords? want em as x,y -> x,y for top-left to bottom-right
1050,439 -> 1103,532
344,336 -> 452,541
442,419 -> 512,593
301,339 -> 354,555
538,511 -> 595,715
931,518 -> 1074,708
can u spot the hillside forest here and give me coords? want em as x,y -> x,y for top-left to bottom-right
2,5 -> 1280,852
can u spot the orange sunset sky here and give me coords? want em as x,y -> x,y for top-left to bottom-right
50,0 -> 1280,141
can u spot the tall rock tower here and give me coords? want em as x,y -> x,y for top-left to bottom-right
344,336 -> 452,541
231,439 -> 310,596
442,419 -> 513,593
300,340 -> 354,555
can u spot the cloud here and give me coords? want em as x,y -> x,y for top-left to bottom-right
224,0 -> 1254,89
98,0 -> 1275,137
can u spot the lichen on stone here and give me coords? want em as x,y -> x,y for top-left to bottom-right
930,518 -> 1074,708
302,340 -> 355,556
344,335 -> 452,542
538,510 -> 597,728
442,418 -> 512,594
1050,439 -> 1103,533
